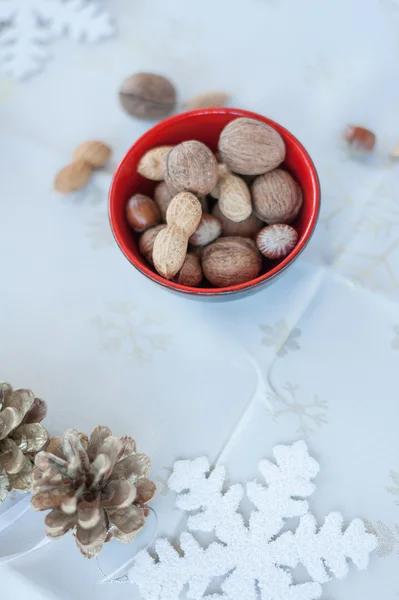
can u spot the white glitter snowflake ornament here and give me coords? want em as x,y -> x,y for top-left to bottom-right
129,441 -> 377,600
0,0 -> 114,80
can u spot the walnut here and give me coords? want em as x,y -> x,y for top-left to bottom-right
164,141 -> 218,196
119,73 -> 176,120
202,237 -> 262,288
218,117 -> 285,175
251,169 -> 303,224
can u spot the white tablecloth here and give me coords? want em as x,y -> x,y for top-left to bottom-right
1,0 -> 398,598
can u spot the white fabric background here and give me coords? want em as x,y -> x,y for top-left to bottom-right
0,0 -> 398,598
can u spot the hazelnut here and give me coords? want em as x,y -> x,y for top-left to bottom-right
126,194 -> 161,232
139,224 -> 166,265
164,141 -> 218,195
256,224 -> 298,259
189,214 -> 222,247
252,169 -> 303,224
343,125 -> 376,155
202,237 -> 262,288
218,117 -> 286,175
173,253 -> 203,286
73,141 -> 111,168
119,73 -> 176,120
212,203 -> 263,238
154,181 -> 174,221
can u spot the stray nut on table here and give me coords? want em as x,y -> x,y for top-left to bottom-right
54,139 -> 112,194
119,72 -> 176,120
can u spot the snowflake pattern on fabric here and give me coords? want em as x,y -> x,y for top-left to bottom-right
129,441 -> 377,600
0,0 -> 114,80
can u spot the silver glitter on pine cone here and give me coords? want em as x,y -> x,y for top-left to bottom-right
0,382 -> 48,501
31,427 -> 156,558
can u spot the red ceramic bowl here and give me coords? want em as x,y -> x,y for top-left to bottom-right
109,108 -> 320,297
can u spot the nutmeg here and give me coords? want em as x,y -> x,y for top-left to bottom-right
189,214 -> 222,247
256,224 -> 298,259
119,73 -> 176,120
218,117 -> 286,175
126,194 -> 161,232
164,141 -> 218,196
54,160 -> 92,194
202,237 -> 262,288
138,224 -> 166,265
173,253 -> 203,286
73,141 -> 111,168
212,203 -> 263,238
251,169 -> 303,224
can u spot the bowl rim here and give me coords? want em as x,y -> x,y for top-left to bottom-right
109,107 -> 321,296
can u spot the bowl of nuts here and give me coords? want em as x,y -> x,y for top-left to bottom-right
109,108 -> 320,296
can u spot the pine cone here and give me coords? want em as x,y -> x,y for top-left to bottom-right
0,382 -> 48,501
31,427 -> 156,558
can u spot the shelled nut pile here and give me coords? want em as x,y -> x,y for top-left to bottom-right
125,117 -> 303,288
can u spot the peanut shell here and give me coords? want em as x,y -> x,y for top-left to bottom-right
54,160 -> 92,194
73,141 -> 111,168
166,192 -> 202,237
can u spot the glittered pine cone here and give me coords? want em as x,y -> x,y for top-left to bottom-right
31,427 -> 156,559
0,382 -> 48,501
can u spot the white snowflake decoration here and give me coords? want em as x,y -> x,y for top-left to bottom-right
0,0 -> 114,80
129,441 -> 377,600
